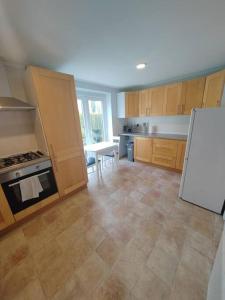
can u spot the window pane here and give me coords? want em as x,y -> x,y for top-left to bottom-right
88,100 -> 104,143
77,99 -> 86,144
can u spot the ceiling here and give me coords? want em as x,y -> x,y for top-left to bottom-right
0,0 -> 225,88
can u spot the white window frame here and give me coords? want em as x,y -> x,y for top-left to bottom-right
77,90 -> 108,145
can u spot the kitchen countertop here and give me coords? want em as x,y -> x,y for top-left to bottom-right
120,132 -> 188,141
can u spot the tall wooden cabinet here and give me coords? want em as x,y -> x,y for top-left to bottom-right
26,66 -> 87,197
202,70 -> 225,108
182,77 -> 206,115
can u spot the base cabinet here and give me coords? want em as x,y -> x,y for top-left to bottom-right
134,137 -> 187,171
0,186 -> 15,230
134,137 -> 152,162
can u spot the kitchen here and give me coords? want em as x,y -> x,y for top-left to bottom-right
0,0 -> 225,299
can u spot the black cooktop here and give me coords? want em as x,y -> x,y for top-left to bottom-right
0,151 -> 43,169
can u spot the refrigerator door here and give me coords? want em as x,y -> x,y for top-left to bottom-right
179,108 -> 225,213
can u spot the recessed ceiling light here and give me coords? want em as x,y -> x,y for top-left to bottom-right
136,63 -> 147,70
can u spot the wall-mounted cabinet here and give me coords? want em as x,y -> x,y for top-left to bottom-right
163,83 -> 183,116
139,89 -> 151,116
117,69 -> 224,118
117,91 -> 139,118
181,77 -> 206,115
202,70 -> 225,108
149,86 -> 165,116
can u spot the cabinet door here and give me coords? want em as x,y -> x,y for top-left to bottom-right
139,89 -> 150,116
125,91 -> 139,117
149,86 -> 165,116
134,137 -> 152,162
0,186 -> 15,230
182,77 -> 206,115
163,83 -> 183,115
152,139 -> 178,168
176,141 -> 187,170
203,70 -> 225,108
28,67 -> 87,197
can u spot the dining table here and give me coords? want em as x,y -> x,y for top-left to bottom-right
84,141 -> 119,178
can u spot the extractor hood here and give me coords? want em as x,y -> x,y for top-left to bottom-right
0,63 -> 35,111
0,97 -> 35,111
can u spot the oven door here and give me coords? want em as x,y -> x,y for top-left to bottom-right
2,167 -> 58,214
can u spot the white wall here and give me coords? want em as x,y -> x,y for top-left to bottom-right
124,115 -> 190,135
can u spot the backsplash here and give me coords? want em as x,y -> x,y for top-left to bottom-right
126,115 -> 190,135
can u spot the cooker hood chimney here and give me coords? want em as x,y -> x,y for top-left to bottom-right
0,63 -> 35,111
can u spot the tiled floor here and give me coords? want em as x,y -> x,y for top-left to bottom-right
0,160 -> 224,300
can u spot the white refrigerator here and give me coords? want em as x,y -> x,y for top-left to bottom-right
179,108 -> 225,214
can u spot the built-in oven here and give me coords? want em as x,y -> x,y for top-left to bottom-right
1,160 -> 58,214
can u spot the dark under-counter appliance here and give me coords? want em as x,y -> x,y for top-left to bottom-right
0,152 -> 58,214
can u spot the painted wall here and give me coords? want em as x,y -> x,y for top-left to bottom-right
125,115 -> 190,135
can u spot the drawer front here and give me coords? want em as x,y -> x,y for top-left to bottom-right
153,139 -> 178,157
152,154 -> 176,168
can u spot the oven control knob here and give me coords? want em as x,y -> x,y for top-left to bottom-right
15,172 -> 21,178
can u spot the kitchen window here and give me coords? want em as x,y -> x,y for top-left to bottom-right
77,91 -> 108,145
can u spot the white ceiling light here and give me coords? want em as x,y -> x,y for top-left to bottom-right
136,63 -> 147,70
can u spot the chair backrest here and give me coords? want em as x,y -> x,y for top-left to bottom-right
112,136 -> 120,144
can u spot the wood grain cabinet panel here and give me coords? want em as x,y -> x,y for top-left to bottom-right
153,139 -> 178,157
26,66 -> 87,197
152,155 -> 176,169
182,77 -> 206,115
125,91 -> 139,117
0,186 -> 15,230
163,83 -> 183,115
176,141 -> 187,170
149,86 -> 165,116
203,70 -> 225,108
134,137 -> 152,162
139,89 -> 151,116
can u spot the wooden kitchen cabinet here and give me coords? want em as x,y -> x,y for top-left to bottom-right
149,86 -> 165,116
176,141 -> 187,170
202,70 -> 225,108
163,83 -> 183,115
182,77 -> 206,115
0,186 -> 15,230
125,91 -> 139,117
152,138 -> 178,168
134,137 -> 152,162
139,89 -> 151,116
26,66 -> 88,197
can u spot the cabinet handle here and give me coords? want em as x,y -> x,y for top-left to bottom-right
50,144 -> 58,172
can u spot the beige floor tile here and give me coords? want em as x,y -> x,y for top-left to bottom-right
76,253 -> 109,295
1,257 -> 36,300
12,279 -> 46,300
96,235 -> 121,266
170,263 -> 206,300
132,266 -> 171,300
147,245 -> 179,287
189,215 -> 214,240
85,223 -> 106,249
180,245 -> 211,289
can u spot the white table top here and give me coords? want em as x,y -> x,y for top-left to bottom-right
84,142 -> 118,153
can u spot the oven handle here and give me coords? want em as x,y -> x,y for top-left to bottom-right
8,170 -> 50,187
